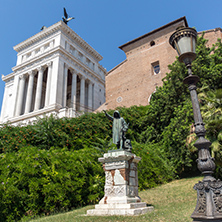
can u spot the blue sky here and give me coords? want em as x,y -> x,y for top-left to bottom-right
0,0 -> 222,111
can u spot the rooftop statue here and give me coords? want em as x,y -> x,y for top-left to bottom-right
103,110 -> 132,152
40,26 -> 47,31
62,8 -> 75,25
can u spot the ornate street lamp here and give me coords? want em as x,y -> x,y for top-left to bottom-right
170,27 -> 222,221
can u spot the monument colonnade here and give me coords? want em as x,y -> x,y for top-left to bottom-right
15,60 -> 95,117
62,63 -> 94,113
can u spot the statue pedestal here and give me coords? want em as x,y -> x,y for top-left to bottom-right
87,150 -> 154,216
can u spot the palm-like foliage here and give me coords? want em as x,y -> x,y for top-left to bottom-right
199,86 -> 222,120
199,87 -> 222,162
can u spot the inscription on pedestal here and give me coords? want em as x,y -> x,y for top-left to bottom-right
105,160 -> 128,170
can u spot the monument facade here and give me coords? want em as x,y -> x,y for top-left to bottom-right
1,21 -> 106,125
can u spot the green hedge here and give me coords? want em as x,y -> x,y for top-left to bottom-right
0,109 -> 177,221
0,146 -> 104,221
0,113 -> 112,153
132,142 -> 175,189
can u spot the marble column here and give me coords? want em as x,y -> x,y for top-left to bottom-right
63,63 -> 68,108
92,84 -> 95,111
45,61 -> 53,107
80,76 -> 85,111
16,74 -> 26,116
24,70 -> 35,114
71,71 -> 77,110
34,66 -> 44,111
88,82 -> 93,112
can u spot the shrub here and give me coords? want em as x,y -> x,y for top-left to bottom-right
133,142 -> 175,189
0,146 -> 104,221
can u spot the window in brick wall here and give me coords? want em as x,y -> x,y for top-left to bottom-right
152,61 -> 160,75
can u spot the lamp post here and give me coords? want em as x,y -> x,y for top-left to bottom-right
170,27 -> 222,221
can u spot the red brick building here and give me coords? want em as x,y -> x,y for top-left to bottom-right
100,17 -> 222,111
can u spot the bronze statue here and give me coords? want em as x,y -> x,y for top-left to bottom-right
103,110 -> 131,151
62,8 -> 74,25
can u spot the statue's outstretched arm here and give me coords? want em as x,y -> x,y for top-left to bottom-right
103,110 -> 113,121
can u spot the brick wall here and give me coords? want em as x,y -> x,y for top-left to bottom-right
104,20 -> 222,111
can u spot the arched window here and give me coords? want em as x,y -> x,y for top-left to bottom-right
148,89 -> 156,104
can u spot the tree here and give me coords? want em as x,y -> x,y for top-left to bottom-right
140,34 -> 222,175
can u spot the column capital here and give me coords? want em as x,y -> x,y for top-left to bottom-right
64,63 -> 69,69
47,61 -> 53,67
28,70 -> 36,76
37,66 -> 45,72
86,78 -> 92,84
19,74 -> 26,80
80,75 -> 86,80
70,69 -> 76,75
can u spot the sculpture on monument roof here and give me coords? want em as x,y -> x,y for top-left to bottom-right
62,7 -> 75,25
103,110 -> 132,152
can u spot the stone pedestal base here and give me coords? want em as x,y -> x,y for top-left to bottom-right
87,202 -> 153,216
87,150 -> 154,216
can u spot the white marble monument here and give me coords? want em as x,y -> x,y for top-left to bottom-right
1,21 -> 106,125
87,150 -> 154,216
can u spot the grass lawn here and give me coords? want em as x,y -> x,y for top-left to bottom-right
26,176 -> 202,222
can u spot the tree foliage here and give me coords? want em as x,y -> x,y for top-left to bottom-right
141,34 -> 222,175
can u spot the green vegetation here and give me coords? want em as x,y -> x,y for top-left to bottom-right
141,34 -> 222,176
26,177 -> 202,222
0,112 -> 174,221
0,34 -> 222,221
